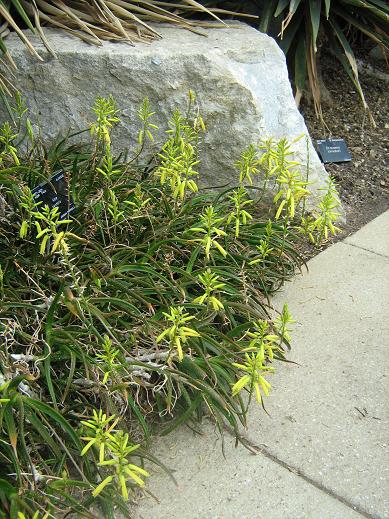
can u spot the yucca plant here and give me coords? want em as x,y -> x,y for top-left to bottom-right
0,92 -> 340,517
208,0 -> 388,119
260,0 -> 388,119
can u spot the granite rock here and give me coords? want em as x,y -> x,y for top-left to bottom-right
1,24 -> 329,195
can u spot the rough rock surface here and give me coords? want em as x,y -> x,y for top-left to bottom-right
1,24 -> 328,194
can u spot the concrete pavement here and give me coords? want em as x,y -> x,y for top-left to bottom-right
135,210 -> 389,519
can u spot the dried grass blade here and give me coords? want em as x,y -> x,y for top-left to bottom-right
0,73 -> 14,96
24,0 -> 57,57
123,0 -> 198,26
33,9 -> 104,46
106,0 -> 162,37
181,0 -> 227,25
0,35 -> 17,68
52,0 -> 102,43
153,1 -> 257,18
306,36 -> 322,120
93,0 -> 134,42
0,3 -> 43,60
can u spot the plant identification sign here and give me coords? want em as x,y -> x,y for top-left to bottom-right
32,171 -> 74,218
316,139 -> 352,164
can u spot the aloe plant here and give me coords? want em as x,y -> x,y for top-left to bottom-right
0,93 -> 340,517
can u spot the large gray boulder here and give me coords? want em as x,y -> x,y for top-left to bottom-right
1,24 -> 328,195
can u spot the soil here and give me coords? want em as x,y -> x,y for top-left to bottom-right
300,48 -> 388,250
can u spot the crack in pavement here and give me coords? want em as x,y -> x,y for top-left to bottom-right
218,420 -> 382,519
253,444 -> 381,519
342,241 -> 389,260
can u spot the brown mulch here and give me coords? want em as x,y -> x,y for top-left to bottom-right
300,48 -> 388,251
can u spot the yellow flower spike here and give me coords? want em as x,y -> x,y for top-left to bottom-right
99,443 -> 105,463
258,376 -> 271,396
36,227 -> 48,239
193,269 -> 225,311
92,475 -> 114,497
210,296 -> 224,311
199,116 -> 206,132
193,294 -> 207,305
156,328 -> 169,343
289,195 -> 295,218
205,237 -> 212,258
232,362 -> 247,371
275,199 -> 286,220
10,148 -> 20,166
19,220 -> 28,238
51,231 -> 65,253
175,337 -> 184,361
158,307 -> 201,362
213,240 -> 227,257
232,349 -> 274,403
125,469 -> 145,488
80,438 -> 96,457
120,474 -> 129,500
231,374 -> 251,396
127,464 -> 149,478
39,234 -> 49,255
254,383 -> 262,403
181,327 -> 200,337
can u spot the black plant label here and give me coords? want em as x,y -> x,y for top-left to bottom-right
32,171 -> 75,219
316,139 -> 352,164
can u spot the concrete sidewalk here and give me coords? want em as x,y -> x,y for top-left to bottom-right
135,211 -> 389,519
